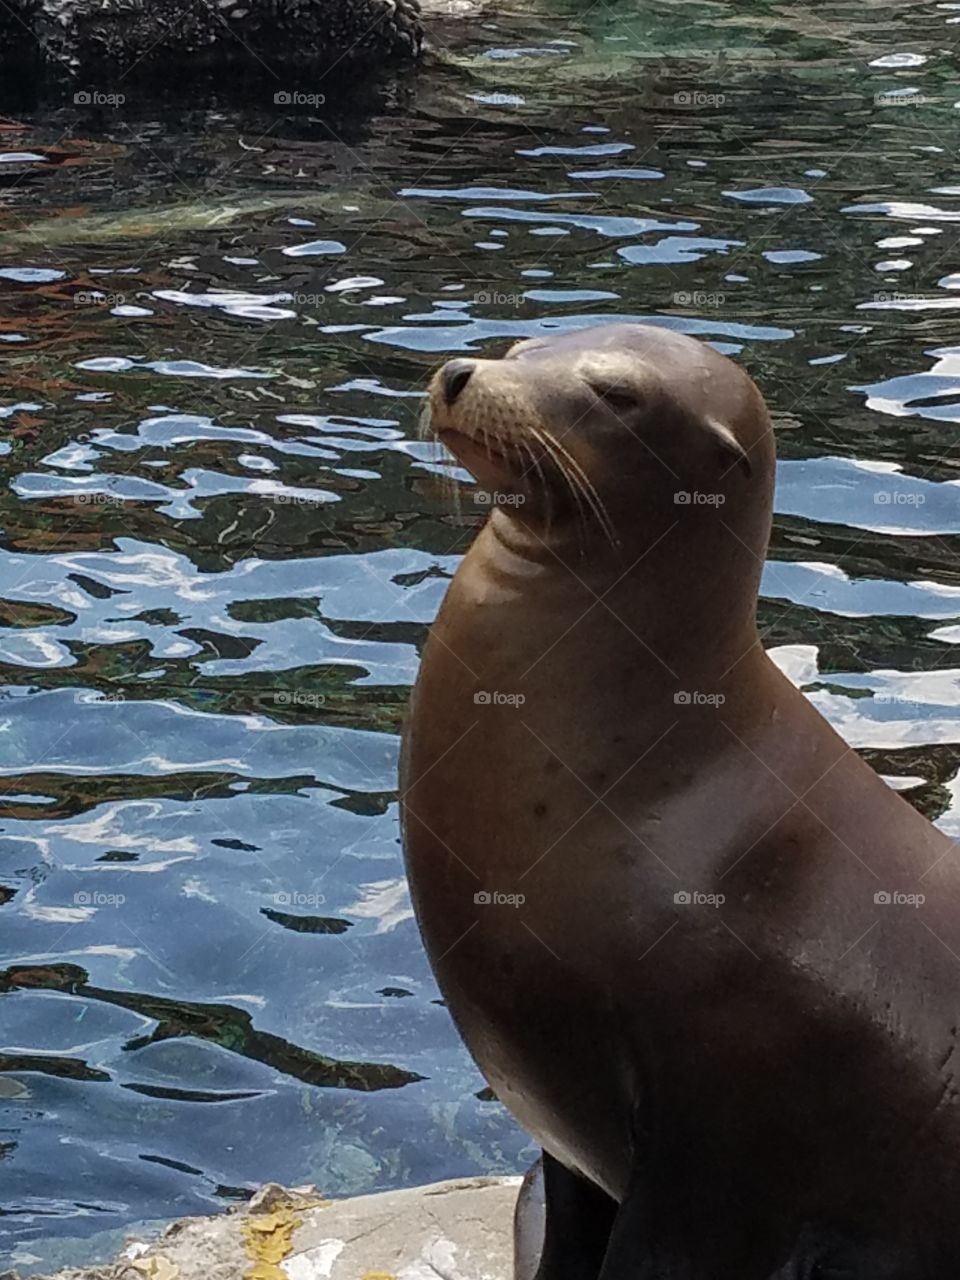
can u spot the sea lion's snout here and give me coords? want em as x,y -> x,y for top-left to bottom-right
426,356 -> 543,497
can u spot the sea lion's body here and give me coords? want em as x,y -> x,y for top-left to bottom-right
401,325 -> 960,1277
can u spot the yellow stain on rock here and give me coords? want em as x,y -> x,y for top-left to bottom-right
360,1272 -> 399,1280
241,1207 -> 303,1279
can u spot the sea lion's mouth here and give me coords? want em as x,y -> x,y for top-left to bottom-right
437,427 -> 529,496
434,422 -> 616,542
439,428 -> 510,468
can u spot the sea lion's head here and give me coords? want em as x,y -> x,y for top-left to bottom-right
425,323 -> 774,561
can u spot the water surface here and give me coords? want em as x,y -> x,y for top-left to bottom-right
2,0 -> 960,1270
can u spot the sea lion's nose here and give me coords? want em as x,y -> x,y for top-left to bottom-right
441,359 -> 476,406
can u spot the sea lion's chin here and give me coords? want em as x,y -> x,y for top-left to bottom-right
438,428 -> 529,503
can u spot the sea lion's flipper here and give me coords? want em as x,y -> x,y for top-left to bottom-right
514,1158 -> 544,1280
596,1179 -> 771,1280
595,1184 -> 679,1280
516,1151 -> 617,1280
778,1228 -> 929,1280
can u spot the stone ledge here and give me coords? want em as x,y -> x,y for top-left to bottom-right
0,0 -> 424,85
14,1177 -> 519,1280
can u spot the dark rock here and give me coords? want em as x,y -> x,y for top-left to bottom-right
0,0 -> 422,88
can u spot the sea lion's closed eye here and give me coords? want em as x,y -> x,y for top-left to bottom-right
586,380 -> 640,413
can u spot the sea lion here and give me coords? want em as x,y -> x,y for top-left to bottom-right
400,323 -> 960,1278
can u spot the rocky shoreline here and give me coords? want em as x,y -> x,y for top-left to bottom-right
5,1177 -> 518,1280
0,0 -> 431,93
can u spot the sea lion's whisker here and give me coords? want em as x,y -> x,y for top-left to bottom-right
537,436 -> 595,548
533,427 -> 618,548
417,400 -> 432,440
528,425 -> 590,546
531,428 -> 595,510
448,468 -> 464,524
517,436 -> 547,501
428,404 -> 465,522
514,436 -> 559,539
479,428 -> 496,464
555,450 -> 618,549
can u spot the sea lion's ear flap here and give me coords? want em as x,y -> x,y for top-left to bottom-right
706,416 -> 752,478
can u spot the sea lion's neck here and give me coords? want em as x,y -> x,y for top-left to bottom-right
479,510 -> 764,686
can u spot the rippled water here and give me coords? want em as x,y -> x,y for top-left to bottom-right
2,0 -> 960,1270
